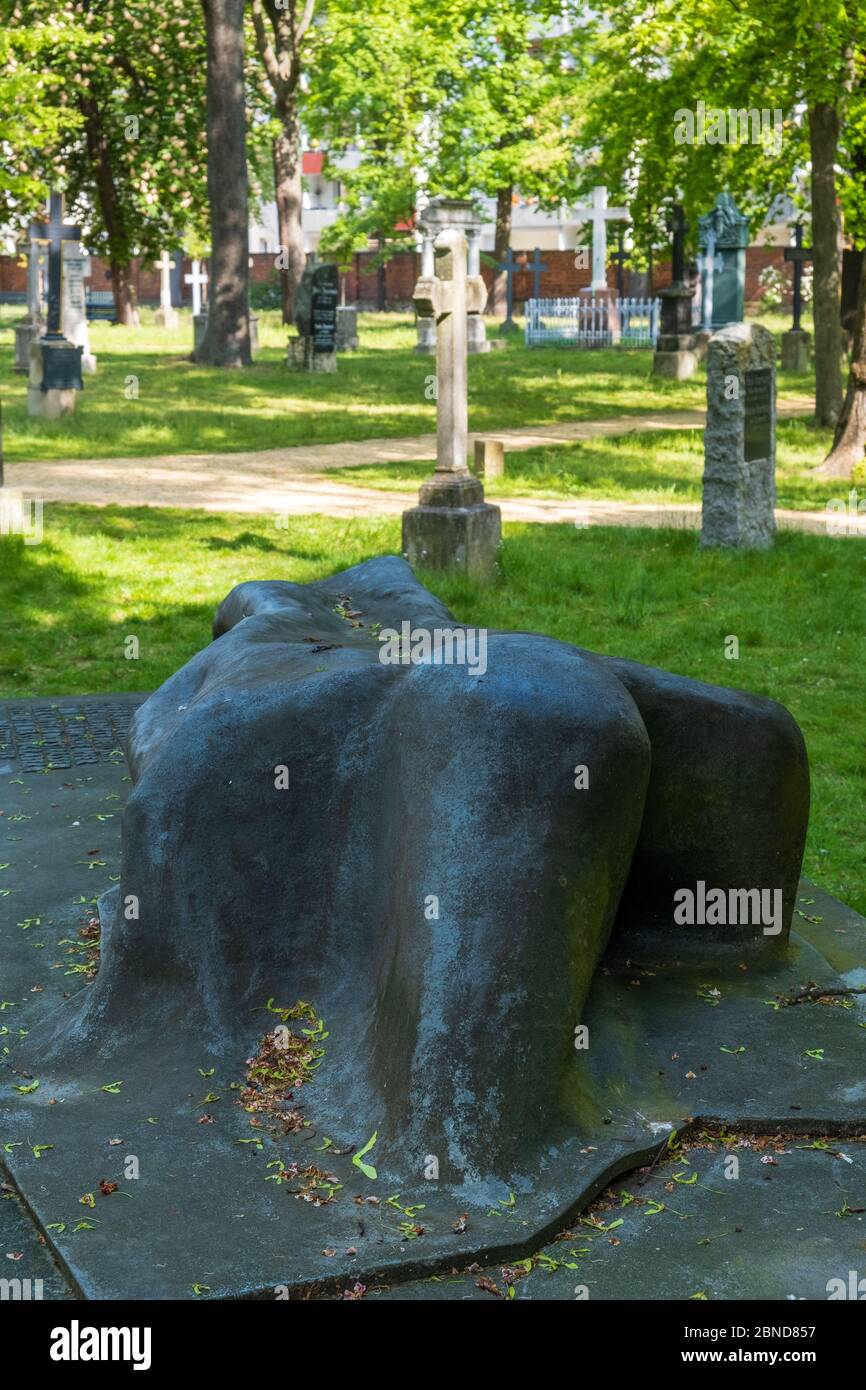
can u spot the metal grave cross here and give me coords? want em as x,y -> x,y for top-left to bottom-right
783,224 -> 812,332
572,185 -> 629,292
496,247 -> 521,330
414,229 -> 487,474
610,228 -> 628,298
528,247 -> 549,299
184,259 -> 209,317
29,192 -> 82,337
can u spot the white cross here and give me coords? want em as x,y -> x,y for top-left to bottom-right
572,185 -> 629,292
184,259 -> 208,317
155,250 -> 175,309
413,229 -> 487,474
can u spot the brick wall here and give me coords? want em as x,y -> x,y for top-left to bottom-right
0,245 -> 796,309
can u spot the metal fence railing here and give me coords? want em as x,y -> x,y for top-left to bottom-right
524,296 -> 662,348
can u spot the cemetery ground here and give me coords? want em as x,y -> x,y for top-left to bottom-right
1,509 -> 864,919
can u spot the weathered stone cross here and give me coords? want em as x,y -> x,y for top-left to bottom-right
413,229 -> 487,474
156,250 -> 175,311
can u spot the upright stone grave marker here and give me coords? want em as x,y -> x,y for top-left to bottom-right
289,261 -> 339,372
701,322 -> 777,550
62,241 -> 96,374
26,192 -> 84,419
14,239 -> 48,373
403,229 -> 501,575
417,199 -> 489,352
154,251 -> 179,329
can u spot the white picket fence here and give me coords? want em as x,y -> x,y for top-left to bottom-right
524,296 -> 662,348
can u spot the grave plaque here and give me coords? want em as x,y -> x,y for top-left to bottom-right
744,367 -> 772,462
310,264 -> 339,353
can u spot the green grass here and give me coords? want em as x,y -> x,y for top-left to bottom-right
0,504 -> 863,914
0,304 -> 811,464
325,419 -> 861,511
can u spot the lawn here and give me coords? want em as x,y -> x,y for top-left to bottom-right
325,418 -> 860,511
1,504 -> 863,914
0,304 -> 815,464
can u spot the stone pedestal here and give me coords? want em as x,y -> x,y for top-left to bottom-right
287,336 -> 337,373
27,337 -> 83,419
415,317 -> 436,354
402,473 -> 501,577
335,305 -> 359,351
193,313 -> 208,352
473,438 -> 504,479
467,315 -> 490,354
155,304 -> 180,330
781,328 -> 811,374
14,321 -> 42,373
701,322 -> 776,551
653,282 -> 699,379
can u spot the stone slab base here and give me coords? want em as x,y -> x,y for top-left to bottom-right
652,348 -> 699,380
27,386 -> 77,420
402,496 -> 501,576
781,329 -> 811,374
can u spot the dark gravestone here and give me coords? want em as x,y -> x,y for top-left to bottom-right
698,192 -> 749,328
290,261 -> 339,371
653,203 -> 700,380
781,224 -> 813,372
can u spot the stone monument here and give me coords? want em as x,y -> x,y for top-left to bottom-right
781,224 -> 812,373
62,240 -> 97,374
288,260 -> 339,372
153,250 -> 179,329
26,192 -> 84,420
698,193 -> 749,329
416,198 -> 489,354
403,228 -> 501,575
573,184 -> 629,343
335,304 -> 359,351
13,238 -> 48,373
702,322 -> 777,550
653,204 -> 701,380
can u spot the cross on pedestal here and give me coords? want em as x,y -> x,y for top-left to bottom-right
572,186 -> 629,292
156,251 -> 175,310
29,192 -> 82,337
528,247 -> 549,299
496,248 -> 521,330
184,259 -> 208,317
414,229 -> 487,474
404,229 -> 501,575
783,224 -> 813,332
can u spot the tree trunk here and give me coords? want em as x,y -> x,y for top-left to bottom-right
110,257 -> 139,327
194,0 -> 251,367
79,94 -> 139,327
273,112 -> 305,326
490,184 -> 513,317
819,242 -> 866,476
809,102 -> 843,426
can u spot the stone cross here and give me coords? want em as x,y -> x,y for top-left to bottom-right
496,247 -> 520,330
184,259 -> 208,317
155,250 -> 178,326
783,224 -> 812,332
29,192 -> 81,336
528,247 -> 549,299
572,185 -> 629,292
413,229 -> 487,474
